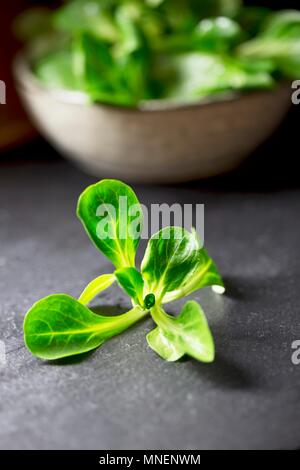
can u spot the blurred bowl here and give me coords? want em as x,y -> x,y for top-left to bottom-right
14,52 -> 291,183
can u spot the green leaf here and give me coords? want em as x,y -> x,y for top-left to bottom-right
147,301 -> 215,362
260,10 -> 300,39
194,17 -> 242,53
239,40 -> 300,78
78,273 -> 115,305
72,32 -> 135,106
53,0 -> 118,43
115,267 -> 144,306
24,294 -> 146,360
160,52 -> 274,102
238,10 -> 300,78
141,227 -> 223,302
158,0 -> 241,33
77,179 -> 143,269
34,50 -> 85,92
163,229 -> 224,302
141,226 -> 198,300
114,6 -> 150,102
154,17 -> 242,55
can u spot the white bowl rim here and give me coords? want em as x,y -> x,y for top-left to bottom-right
13,50 -> 289,114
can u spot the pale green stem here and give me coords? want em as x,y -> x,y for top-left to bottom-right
150,303 -> 173,330
78,273 -> 115,305
105,306 -> 149,336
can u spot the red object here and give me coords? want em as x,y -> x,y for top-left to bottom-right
0,4 -> 36,152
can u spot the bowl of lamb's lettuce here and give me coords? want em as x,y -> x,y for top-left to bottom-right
13,1 -> 299,182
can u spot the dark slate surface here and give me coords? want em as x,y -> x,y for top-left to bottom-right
0,150 -> 300,449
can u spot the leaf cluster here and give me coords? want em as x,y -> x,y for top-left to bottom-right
17,2 -> 300,106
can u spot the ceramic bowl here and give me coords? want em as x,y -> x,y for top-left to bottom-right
14,52 -> 291,183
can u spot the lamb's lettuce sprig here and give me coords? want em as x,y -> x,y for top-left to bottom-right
24,179 -> 224,363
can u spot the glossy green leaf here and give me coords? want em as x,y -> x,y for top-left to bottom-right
78,273 -> 115,305
77,179 -> 143,269
141,227 -> 198,300
141,227 -> 223,302
147,301 -> 215,362
115,267 -> 144,306
24,294 -> 146,360
163,229 -> 224,302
